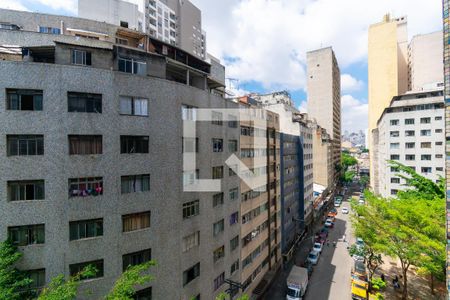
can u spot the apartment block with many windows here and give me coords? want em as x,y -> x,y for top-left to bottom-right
0,8 -> 237,300
373,89 -> 445,198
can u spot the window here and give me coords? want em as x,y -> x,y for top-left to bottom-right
181,105 -> 197,121
436,154 -> 443,158
404,118 -> 414,125
122,211 -> 151,232
69,135 -> 102,155
228,115 -> 238,128
118,57 -> 146,75
436,141 -> 443,146
7,135 -> 44,156
213,193 -> 224,207
183,263 -> 200,286
421,142 -> 431,148
229,212 -> 239,226
436,167 -> 443,171
214,272 -> 225,291
420,117 -> 431,124
69,219 -> 103,241
39,26 -> 60,34
69,260 -> 103,279
183,200 -> 199,219
121,175 -> 150,193
390,143 -> 399,149
211,111 -> 223,125
390,178 -> 400,184
390,154 -> 399,160
120,21 -> 129,28
420,130 -> 431,136
421,167 -> 432,174
421,154 -> 431,161
391,189 -> 398,195
405,130 -> 415,137
6,89 -> 43,111
435,129 -> 443,133
435,116 -> 442,121
68,92 -> 102,113
8,180 -> 44,201
228,140 -> 238,152
405,154 -> 415,161
182,137 -> 199,153
212,166 -> 224,179
183,170 -> 199,186
8,224 -> 44,246
25,269 -> 45,290
212,139 -> 223,152
229,188 -> 238,201
120,136 -> 149,154
404,142 -> 414,149
122,249 -> 151,271
390,131 -> 399,137
69,177 -> 103,197
230,235 -> 239,251
213,246 -> 225,262
134,287 -> 152,300
71,50 -> 91,66
230,260 -> 239,275
182,231 -> 200,252
120,96 -> 148,116
213,219 -> 224,236
390,119 -> 399,125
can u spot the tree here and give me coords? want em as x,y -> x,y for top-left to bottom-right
341,170 -> 356,183
341,152 -> 357,170
360,175 -> 369,187
348,244 -> 383,290
0,240 -> 32,300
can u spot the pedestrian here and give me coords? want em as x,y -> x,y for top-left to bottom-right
343,234 -> 346,242
381,273 -> 385,282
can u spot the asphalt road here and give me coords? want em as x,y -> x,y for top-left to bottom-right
263,183 -> 359,300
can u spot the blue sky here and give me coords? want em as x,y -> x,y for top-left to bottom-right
1,0 -> 443,132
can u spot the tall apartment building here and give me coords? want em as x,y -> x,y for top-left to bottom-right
442,1 -> 450,296
373,90 -> 445,198
311,122 -> 332,191
79,0 -> 206,60
237,96 -> 282,298
307,47 -> 341,185
0,8 -> 239,300
252,91 -> 314,260
408,31 -> 444,91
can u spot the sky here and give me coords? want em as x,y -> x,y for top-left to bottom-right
0,0 -> 443,132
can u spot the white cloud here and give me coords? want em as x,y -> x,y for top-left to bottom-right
341,95 -> 368,132
33,0 -> 77,14
341,74 -> 364,92
298,100 -> 308,113
192,0 -> 442,92
0,0 -> 29,11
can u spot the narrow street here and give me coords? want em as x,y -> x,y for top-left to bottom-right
263,183 -> 360,300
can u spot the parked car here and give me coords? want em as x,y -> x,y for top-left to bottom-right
334,201 -> 341,207
358,199 -> 365,205
324,219 -> 334,228
307,250 -> 320,265
327,213 -> 336,221
330,208 -> 338,216
352,260 -> 368,282
355,237 -> 365,250
313,242 -> 323,253
342,207 -> 349,214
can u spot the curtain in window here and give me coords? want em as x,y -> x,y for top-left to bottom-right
134,98 -> 148,116
120,97 -> 133,115
123,212 -> 150,232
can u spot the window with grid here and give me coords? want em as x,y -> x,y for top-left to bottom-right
69,177 -> 103,197
405,130 -> 415,137
213,219 -> 224,236
122,211 -> 151,232
212,166 -> 223,179
421,142 -> 431,148
25,269 -> 46,291
183,200 -> 199,219
69,135 -> 102,155
134,287 -> 152,300
390,178 -> 400,184
118,57 -> 146,75
8,224 -> 45,246
213,193 -> 224,207
69,260 -> 104,279
122,249 -> 151,271
405,142 -> 415,149
68,92 -> 102,113
120,96 -> 148,116
228,140 -> 238,152
121,174 -> 150,193
183,170 -> 199,186
230,260 -> 239,275
213,246 -> 225,263
213,272 -> 225,290
420,117 -> 431,124
182,231 -> 200,252
120,136 -> 149,154
229,188 -> 238,201
181,104 -> 197,121
211,111 -> 223,125
8,180 -> 45,201
183,262 -> 200,286
6,89 -> 43,111
229,212 -> 239,225
228,114 -> 238,128
7,135 -> 44,156
69,219 -> 103,240
230,235 -> 239,251
404,118 -> 414,125
212,138 -> 223,152
71,49 -> 91,66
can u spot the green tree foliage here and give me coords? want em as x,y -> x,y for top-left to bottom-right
105,260 -> 155,300
360,175 -> 369,187
215,293 -> 249,300
371,277 -> 386,291
351,161 -> 445,299
348,243 -> 383,289
0,240 -> 32,300
341,170 -> 356,183
342,152 -> 357,170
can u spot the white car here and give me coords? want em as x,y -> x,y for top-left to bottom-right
334,202 -> 341,207
324,219 -> 334,227
342,207 -> 349,214
358,199 -> 365,205
313,242 -> 323,253
307,250 -> 320,265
